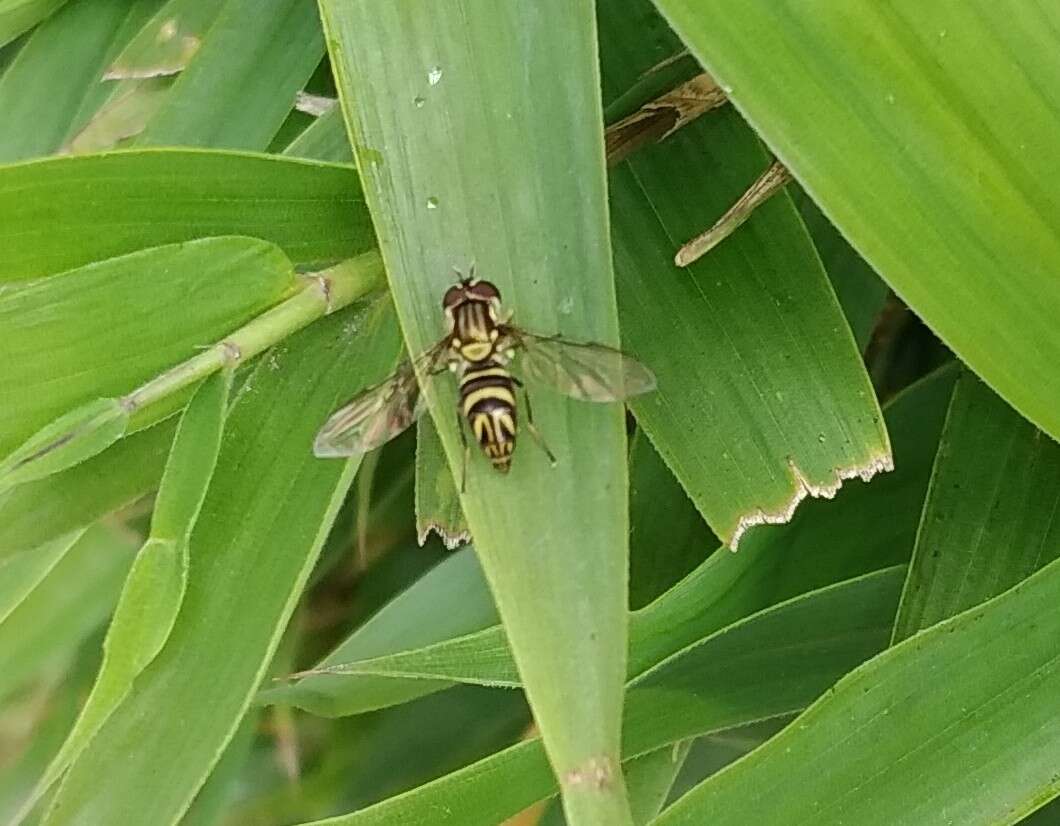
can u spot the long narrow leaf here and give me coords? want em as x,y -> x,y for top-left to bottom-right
261,546 -> 498,716
0,149 -> 369,282
0,0 -> 157,161
653,555 -> 1060,825
0,0 -> 68,48
137,0 -> 322,150
599,0 -> 890,546
290,568 -> 902,826
320,3 -> 635,822
41,297 -> 403,826
894,370 -> 1060,640
20,370 -> 232,820
0,524 -> 137,703
0,237 -> 294,459
0,421 -> 172,558
651,0 -> 1060,441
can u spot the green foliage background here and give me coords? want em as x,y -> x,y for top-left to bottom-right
0,1 -> 1057,825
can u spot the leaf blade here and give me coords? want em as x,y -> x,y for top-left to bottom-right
41,298 -> 403,826
894,370 -> 1060,640
320,2 -> 636,822
0,149 -> 369,282
651,0 -> 1060,441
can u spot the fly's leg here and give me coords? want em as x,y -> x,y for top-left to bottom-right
513,378 -> 557,466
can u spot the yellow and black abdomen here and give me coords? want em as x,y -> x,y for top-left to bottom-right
460,362 -> 518,473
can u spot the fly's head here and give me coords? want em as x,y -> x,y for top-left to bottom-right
442,271 -> 504,325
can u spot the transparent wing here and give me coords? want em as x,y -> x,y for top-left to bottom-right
313,342 -> 447,458
509,330 -> 656,402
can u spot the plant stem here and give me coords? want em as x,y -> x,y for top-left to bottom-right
121,251 -> 385,414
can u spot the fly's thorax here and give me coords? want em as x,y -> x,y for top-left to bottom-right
449,296 -> 503,363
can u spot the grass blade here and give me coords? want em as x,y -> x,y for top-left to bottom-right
0,0 -> 158,161
40,297 -> 403,826
653,556 -> 1060,825
0,237 -> 293,459
137,0 -> 323,150
894,369 -> 1060,639
599,0 -> 890,547
414,417 -> 468,550
0,399 -> 129,494
0,531 -> 83,623
650,0 -> 1060,441
0,421 -> 171,558
0,149 -> 369,282
288,568 -> 901,826
320,2 -> 635,822
17,371 -> 232,822
261,546 -> 498,716
0,524 -> 137,704
0,0 -> 68,48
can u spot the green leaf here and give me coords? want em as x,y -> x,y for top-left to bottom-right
791,187 -> 889,353
0,237 -> 294,458
0,421 -> 172,558
0,640 -> 101,824
177,711 -> 258,826
19,371 -> 232,820
598,0 -> 890,547
0,523 -> 137,703
291,568 -> 902,826
320,2 -> 635,822
41,297 -> 403,826
0,398 -> 129,494
260,545 -> 498,716
624,744 -> 692,826
0,149 -> 369,282
0,530 -> 83,623
651,0 -> 1060,442
272,365 -> 954,717
66,76 -> 173,155
148,371 -> 230,539
414,417 -> 468,550
271,429 -> 706,717
654,556 -> 1060,826
627,432 -> 714,611
105,0 -> 222,79
284,106 -> 353,163
136,0 -> 323,150
894,369 -> 1060,639
0,0 -> 68,48
629,364 -> 955,678
0,0 -> 158,162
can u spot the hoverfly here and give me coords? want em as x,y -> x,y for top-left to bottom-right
313,269 -> 655,483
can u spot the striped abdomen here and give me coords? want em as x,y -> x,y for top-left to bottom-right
460,361 -> 517,473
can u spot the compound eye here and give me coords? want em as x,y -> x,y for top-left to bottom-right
441,285 -> 464,310
466,279 -> 501,302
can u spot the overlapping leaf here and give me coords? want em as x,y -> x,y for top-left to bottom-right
651,0 -> 1060,441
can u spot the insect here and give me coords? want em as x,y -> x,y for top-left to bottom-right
313,269 -> 655,484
